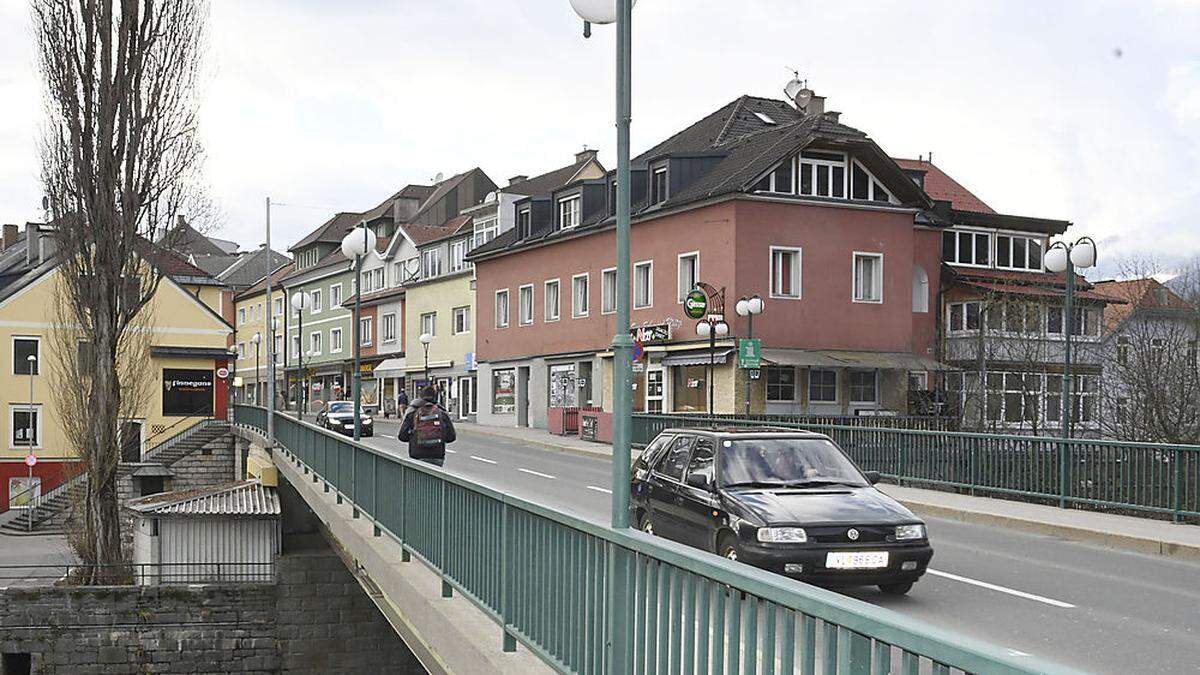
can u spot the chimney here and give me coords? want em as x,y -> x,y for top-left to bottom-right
822,111 -> 840,124
25,223 -> 40,266
803,94 -> 825,117
508,175 -> 528,187
2,224 -> 17,251
176,214 -> 187,228
575,148 -> 598,164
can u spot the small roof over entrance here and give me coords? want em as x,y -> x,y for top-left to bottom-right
374,357 -> 407,378
125,480 -> 280,517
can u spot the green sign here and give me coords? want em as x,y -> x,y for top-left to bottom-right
738,338 -> 762,369
684,289 -> 707,319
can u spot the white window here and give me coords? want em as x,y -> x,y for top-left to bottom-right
808,370 -> 837,403
292,335 -> 301,358
601,268 -> 617,314
753,157 -> 795,194
274,335 -> 283,364
310,289 -> 322,314
421,248 -> 442,278
382,313 -> 397,342
309,331 -> 322,355
421,312 -> 437,337
942,229 -> 992,267
362,271 -> 373,294
13,337 -> 40,375
545,279 -> 561,322
517,208 -> 532,238
330,327 -> 343,353
474,217 -> 499,248
237,343 -> 245,359
798,150 -> 846,198
572,274 -> 589,317
392,262 -> 404,286
995,235 -> 1044,271
849,370 -> 878,403
449,240 -> 468,273
912,265 -> 930,313
453,306 -> 471,334
849,158 -> 893,203
273,298 -> 283,316
359,317 -> 373,346
495,289 -> 510,328
10,404 -> 42,449
677,252 -> 699,303
634,261 -> 653,309
947,301 -> 983,333
329,284 -> 342,307
558,195 -> 581,230
519,285 -> 534,325
852,253 -> 883,303
651,166 -> 668,203
238,308 -> 246,325
374,268 -> 384,289
769,247 -> 801,299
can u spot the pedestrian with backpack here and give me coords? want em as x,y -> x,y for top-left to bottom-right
397,385 -> 456,467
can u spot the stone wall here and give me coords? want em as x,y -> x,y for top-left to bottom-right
0,585 -> 278,674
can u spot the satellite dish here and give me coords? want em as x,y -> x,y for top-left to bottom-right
484,191 -> 497,203
784,74 -> 812,112
434,172 -> 444,182
784,77 -> 805,101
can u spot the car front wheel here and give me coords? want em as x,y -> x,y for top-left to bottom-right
638,512 -> 654,536
879,582 -> 914,596
717,532 -> 739,561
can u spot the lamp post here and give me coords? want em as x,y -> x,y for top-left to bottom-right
342,222 -> 377,442
735,295 -> 764,416
26,353 -> 36,531
696,317 -> 730,419
1043,237 -> 1097,440
568,1 -> 636,668
251,333 -> 261,405
419,332 -> 433,386
291,291 -> 310,421
270,317 -> 279,409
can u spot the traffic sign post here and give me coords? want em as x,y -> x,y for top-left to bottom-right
24,453 -> 36,532
738,338 -> 762,369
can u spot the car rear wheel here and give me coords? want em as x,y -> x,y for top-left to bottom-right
878,581 -> 914,596
717,532 -> 739,561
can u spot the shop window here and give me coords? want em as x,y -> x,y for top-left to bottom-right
672,365 -> 707,413
492,369 -> 516,414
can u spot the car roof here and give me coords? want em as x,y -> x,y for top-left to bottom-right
659,426 -> 831,440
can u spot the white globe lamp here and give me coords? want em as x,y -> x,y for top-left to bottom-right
569,0 -> 636,24
341,224 -> 377,260
1044,245 -> 1069,273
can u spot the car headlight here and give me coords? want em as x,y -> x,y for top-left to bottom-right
894,524 -> 926,541
328,418 -> 343,426
362,417 -> 372,425
757,527 -> 807,544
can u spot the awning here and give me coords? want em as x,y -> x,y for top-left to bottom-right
373,357 -> 407,378
761,348 -> 954,371
660,348 -> 734,367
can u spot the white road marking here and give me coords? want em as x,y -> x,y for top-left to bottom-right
518,468 -> 556,479
445,449 -> 457,454
470,455 -> 498,465
586,485 -> 613,494
1007,649 -> 1031,657
927,569 -> 1075,608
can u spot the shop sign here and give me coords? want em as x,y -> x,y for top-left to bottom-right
465,352 -> 477,371
162,368 -> 214,417
630,322 -> 672,344
216,366 -> 230,379
684,289 -> 707,319
738,338 -> 762,369
580,414 -> 598,442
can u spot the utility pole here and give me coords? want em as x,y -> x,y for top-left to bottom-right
265,197 -> 275,446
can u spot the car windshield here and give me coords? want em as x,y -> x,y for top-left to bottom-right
718,438 -> 867,488
328,402 -> 354,413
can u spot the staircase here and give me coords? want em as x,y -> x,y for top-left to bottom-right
0,420 -> 231,536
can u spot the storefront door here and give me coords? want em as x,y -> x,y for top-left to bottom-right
457,376 -> 474,420
646,368 -> 665,413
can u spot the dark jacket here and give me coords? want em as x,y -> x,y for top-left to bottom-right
397,398 -> 456,459
397,391 -> 409,406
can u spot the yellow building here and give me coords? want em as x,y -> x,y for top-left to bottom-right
404,267 -> 478,419
232,263 -> 291,406
0,223 -> 233,510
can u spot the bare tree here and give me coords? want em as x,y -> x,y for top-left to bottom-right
33,0 -> 209,577
1099,257 -> 1200,444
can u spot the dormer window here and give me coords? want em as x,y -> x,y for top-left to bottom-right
557,195 -> 580,230
799,150 -> 846,198
996,235 -> 1043,271
517,208 -> 531,239
850,159 -> 892,203
651,166 -> 668,204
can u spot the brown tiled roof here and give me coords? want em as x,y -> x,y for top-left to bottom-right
1094,278 -> 1194,334
289,212 -> 363,251
402,215 -> 472,245
894,158 -> 994,214
506,156 -> 606,197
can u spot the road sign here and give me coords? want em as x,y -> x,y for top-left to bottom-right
738,338 -> 762,369
748,368 -> 761,380
216,366 -> 230,379
684,289 -> 707,319
632,340 -> 645,361
24,454 -> 37,467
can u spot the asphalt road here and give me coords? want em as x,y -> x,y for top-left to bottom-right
363,419 -> 1199,674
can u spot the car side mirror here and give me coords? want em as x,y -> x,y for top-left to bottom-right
685,473 -> 710,490
863,471 -> 881,485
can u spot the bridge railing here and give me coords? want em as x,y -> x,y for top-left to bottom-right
632,413 -> 1200,523
234,405 -> 1073,675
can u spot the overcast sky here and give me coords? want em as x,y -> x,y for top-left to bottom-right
1,1 -> 1197,277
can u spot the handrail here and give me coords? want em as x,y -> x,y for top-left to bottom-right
234,404 -> 1078,674
142,416 -> 220,459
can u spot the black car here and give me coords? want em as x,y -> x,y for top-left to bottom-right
630,427 -> 933,595
316,401 -> 374,437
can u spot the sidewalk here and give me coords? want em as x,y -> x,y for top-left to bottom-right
457,421 -> 1200,562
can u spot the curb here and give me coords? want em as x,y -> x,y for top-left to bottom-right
894,497 -> 1200,563
456,426 -> 615,462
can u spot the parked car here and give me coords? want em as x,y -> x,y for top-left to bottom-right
316,401 -> 374,437
630,427 -> 933,595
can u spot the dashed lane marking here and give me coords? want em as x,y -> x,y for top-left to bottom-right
470,456 -> 498,464
518,468 -> 556,479
927,569 -> 1075,608
586,486 -> 613,494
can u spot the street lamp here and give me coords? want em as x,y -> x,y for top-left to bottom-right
26,353 -> 36,531
735,295 -> 765,416
696,317 -> 730,419
342,222 -> 377,441
1044,236 -> 1097,443
291,291 -> 310,420
251,332 -> 261,405
419,332 -> 434,386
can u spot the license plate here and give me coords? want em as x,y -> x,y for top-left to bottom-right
825,551 -> 889,570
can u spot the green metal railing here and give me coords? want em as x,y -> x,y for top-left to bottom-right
632,414 -> 1200,524
234,405 -> 1074,675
